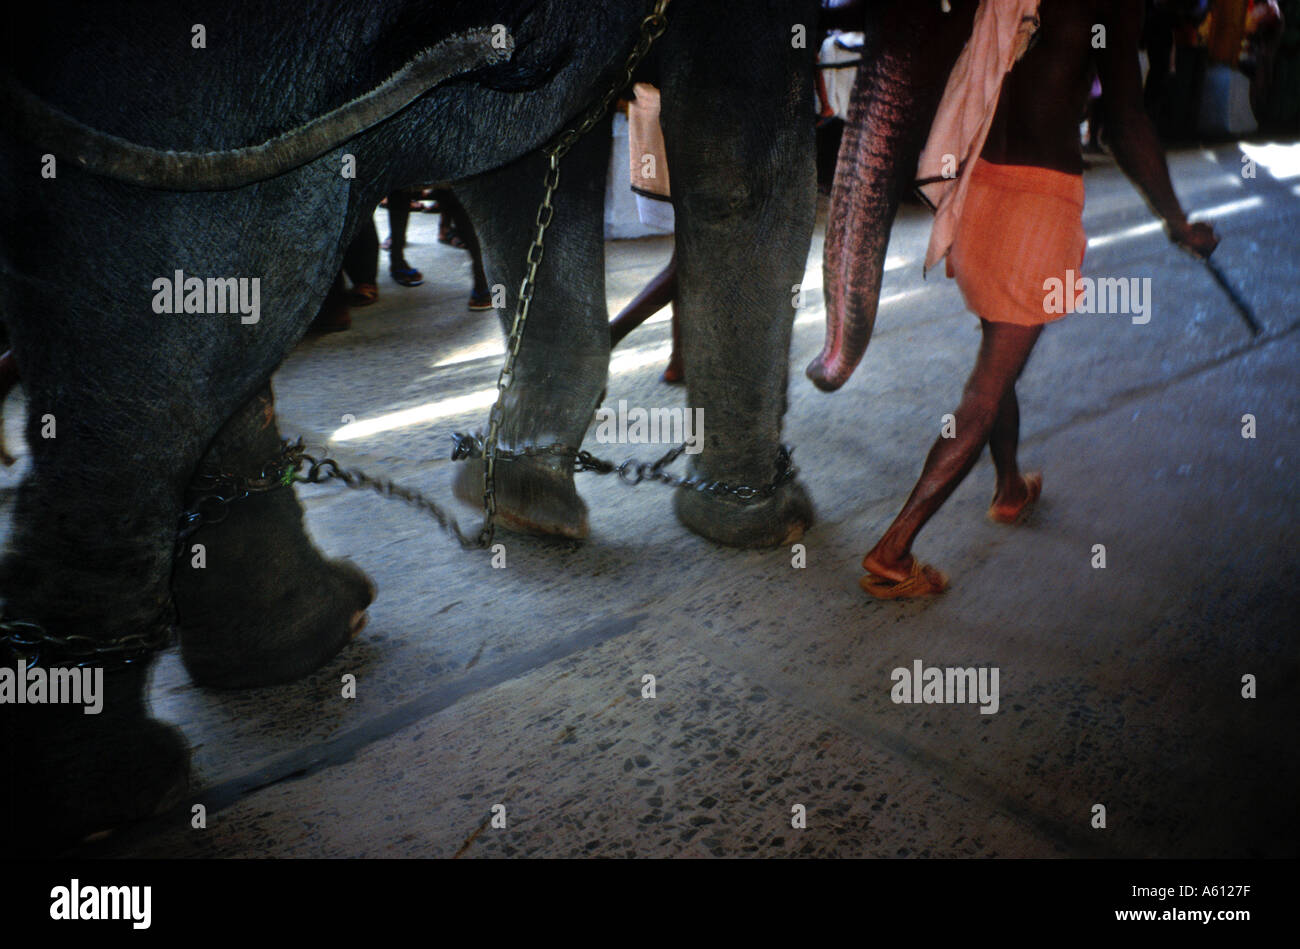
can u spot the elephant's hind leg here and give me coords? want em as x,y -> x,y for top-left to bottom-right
172,385 -> 374,689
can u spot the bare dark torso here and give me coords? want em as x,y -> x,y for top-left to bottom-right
981,0 -> 1110,174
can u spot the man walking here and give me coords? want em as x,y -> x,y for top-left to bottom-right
861,0 -> 1219,598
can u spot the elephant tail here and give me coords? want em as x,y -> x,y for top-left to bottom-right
806,1 -> 975,393
1,28 -> 511,193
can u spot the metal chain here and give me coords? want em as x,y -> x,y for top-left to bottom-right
291,445 -> 485,549
454,433 -> 798,503
479,0 -> 670,548
1,617 -> 173,669
174,441 -> 307,554
173,430 -> 796,555
172,439 -> 482,550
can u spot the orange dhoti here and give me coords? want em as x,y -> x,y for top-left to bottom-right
946,158 -> 1087,327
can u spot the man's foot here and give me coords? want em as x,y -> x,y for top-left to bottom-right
439,221 -> 467,249
859,553 -> 949,600
989,471 -> 1042,525
310,288 -> 352,333
347,283 -> 379,307
309,306 -> 351,334
468,290 -> 494,311
390,264 -> 424,287
661,358 -> 684,385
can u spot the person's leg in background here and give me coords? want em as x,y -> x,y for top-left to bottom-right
435,189 -> 492,310
445,191 -> 491,309
609,249 -> 682,383
612,81 -> 685,384
387,188 -> 423,287
342,214 -> 380,306
309,272 -> 352,333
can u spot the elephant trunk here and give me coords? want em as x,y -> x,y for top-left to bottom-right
806,0 -> 976,392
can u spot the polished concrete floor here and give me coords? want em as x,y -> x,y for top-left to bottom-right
3,141 -> 1297,858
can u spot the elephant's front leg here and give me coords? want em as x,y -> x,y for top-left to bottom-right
658,0 -> 819,547
172,384 -> 374,689
451,116 -> 613,539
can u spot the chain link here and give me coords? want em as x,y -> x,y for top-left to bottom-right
454,433 -> 797,503
1,617 -> 174,669
171,424 -> 796,553
172,438 -> 482,550
175,443 -> 304,554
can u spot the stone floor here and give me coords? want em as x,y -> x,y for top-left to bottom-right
3,141 -> 1297,858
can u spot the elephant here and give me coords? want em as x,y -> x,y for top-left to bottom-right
0,0 -> 979,851
0,0 -> 825,852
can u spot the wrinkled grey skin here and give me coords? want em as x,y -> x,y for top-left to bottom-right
0,0 -> 823,851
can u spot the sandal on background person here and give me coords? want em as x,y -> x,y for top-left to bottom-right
347,283 -> 379,306
390,265 -> 423,287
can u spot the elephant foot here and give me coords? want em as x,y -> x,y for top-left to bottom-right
2,666 -> 191,856
452,456 -> 588,540
675,478 -> 815,548
174,488 -> 375,690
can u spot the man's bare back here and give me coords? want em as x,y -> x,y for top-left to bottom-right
981,0 -> 1218,257
983,0 -> 1110,173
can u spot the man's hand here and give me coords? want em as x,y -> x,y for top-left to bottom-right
1169,219 -> 1219,259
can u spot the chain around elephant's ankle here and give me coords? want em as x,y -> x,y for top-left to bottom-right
1,614 -> 175,669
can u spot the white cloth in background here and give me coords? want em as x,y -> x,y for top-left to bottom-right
635,193 -> 675,231
818,31 -> 865,121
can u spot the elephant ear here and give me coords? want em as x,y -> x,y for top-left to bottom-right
806,0 -> 976,392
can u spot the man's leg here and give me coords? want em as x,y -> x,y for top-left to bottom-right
609,250 -> 683,382
386,190 -> 410,265
387,188 -> 424,286
863,318 -> 1042,583
443,191 -> 490,306
664,304 -> 683,384
0,349 -> 18,465
310,272 -> 352,333
609,250 -> 677,347
989,385 -> 1043,521
343,214 -> 380,304
343,215 -> 378,285
988,387 -> 1020,482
